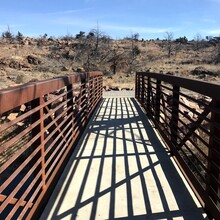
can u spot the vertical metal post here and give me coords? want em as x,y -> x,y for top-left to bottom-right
100,75 -> 103,98
95,76 -> 98,101
98,75 -> 102,100
31,98 -> 41,145
207,99 -> 220,209
155,80 -> 161,123
147,77 -> 151,116
81,72 -> 87,110
31,97 -> 46,189
136,73 -> 140,100
135,73 -> 138,98
67,84 -> 74,138
171,85 -> 180,147
86,73 -> 89,114
39,97 -> 46,189
141,74 -> 145,105
86,73 -> 90,114
90,76 -> 95,111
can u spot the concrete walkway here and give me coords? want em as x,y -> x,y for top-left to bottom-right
40,96 -> 208,220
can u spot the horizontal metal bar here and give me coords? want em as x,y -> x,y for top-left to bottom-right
0,194 -> 33,207
0,74 -> 83,114
136,72 -> 220,220
0,71 -> 103,219
137,72 -> 220,100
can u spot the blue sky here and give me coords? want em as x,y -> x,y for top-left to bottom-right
0,0 -> 220,40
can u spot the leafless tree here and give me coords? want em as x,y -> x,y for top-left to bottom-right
2,25 -> 14,43
165,32 -> 174,58
194,33 -> 202,50
213,43 -> 220,64
125,33 -> 141,75
107,45 -> 128,75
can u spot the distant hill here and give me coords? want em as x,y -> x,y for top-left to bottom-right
0,34 -> 219,90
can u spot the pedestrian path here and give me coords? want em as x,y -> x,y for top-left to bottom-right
40,97 -> 207,220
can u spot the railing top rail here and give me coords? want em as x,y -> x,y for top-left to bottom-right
136,71 -> 220,219
0,71 -> 103,114
137,72 -> 220,99
88,71 -> 103,77
0,71 -> 103,219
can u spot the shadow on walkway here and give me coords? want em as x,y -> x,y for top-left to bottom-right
40,98 -> 208,220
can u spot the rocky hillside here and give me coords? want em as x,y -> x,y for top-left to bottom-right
0,34 -> 220,90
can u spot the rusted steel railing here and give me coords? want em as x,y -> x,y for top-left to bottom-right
0,71 -> 103,219
136,72 -> 220,219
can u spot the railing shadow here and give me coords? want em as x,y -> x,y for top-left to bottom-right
40,97 -> 208,220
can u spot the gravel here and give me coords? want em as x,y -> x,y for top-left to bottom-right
103,90 -> 135,98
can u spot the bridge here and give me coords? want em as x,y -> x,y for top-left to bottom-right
0,71 -> 219,219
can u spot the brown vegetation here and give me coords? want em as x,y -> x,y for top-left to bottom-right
0,31 -> 220,90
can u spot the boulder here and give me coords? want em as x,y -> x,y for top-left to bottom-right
61,66 -> 69,71
0,58 -> 9,66
7,113 -> 19,121
191,66 -> 218,76
110,86 -> 120,91
21,38 -> 30,45
26,55 -> 41,65
103,86 -> 110,91
166,71 -> 174,75
0,58 -> 30,69
9,60 -> 21,69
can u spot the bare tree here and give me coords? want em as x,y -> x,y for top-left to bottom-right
125,33 -> 141,75
165,32 -> 174,58
194,33 -> 202,50
213,42 -> 220,64
71,26 -> 113,71
132,33 -> 139,41
88,23 -> 105,58
2,25 -> 14,43
108,49 -> 121,75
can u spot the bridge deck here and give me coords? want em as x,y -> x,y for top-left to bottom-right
40,94 -> 207,220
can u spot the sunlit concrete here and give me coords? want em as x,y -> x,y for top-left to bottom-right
40,95 -> 208,220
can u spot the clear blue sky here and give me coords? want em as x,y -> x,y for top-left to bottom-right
0,0 -> 219,40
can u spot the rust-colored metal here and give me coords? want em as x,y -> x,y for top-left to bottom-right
135,72 -> 220,219
0,71 -> 103,219
0,194 -> 33,207
170,85 -> 180,146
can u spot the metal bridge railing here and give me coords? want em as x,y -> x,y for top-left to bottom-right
0,71 -> 103,219
136,72 -> 220,219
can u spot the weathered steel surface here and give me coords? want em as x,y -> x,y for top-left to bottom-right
135,72 -> 220,219
0,71 -> 103,219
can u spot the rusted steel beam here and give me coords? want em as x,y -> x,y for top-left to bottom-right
45,128 -> 73,178
207,100 -> 220,211
44,105 -> 69,143
178,100 -> 213,148
66,84 -> 75,139
135,72 -> 220,219
135,73 -> 138,98
0,74 -> 82,114
0,194 -> 33,207
0,155 -> 43,216
0,118 -> 40,154
88,71 -> 103,78
141,74 -> 145,103
170,85 -> 180,146
146,77 -> 151,115
137,72 -> 220,99
155,80 -> 161,123
0,145 -> 41,194
0,71 -> 103,219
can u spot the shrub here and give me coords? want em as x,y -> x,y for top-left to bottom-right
15,74 -> 24,84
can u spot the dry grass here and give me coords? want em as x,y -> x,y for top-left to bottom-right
103,72 -> 135,90
0,38 -> 220,90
